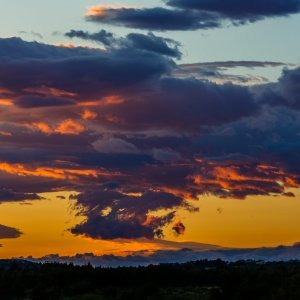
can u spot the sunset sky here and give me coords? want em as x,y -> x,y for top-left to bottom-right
0,0 -> 299,261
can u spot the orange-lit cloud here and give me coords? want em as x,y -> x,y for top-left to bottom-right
82,109 -> 97,120
55,119 -> 85,135
190,163 -> 299,199
25,119 -> 86,135
53,43 -> 76,48
23,86 -> 76,98
0,99 -> 13,106
86,5 -> 140,17
0,162 -> 100,180
102,96 -> 124,105
0,131 -> 12,137
0,88 -> 13,94
77,96 -> 124,108
31,122 -> 53,135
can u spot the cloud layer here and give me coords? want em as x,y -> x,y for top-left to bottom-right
0,37 -> 299,240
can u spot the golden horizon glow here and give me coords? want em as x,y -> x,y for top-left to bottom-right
0,190 -> 299,258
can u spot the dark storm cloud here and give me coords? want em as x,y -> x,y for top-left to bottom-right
0,224 -> 22,239
96,77 -> 259,132
172,222 -> 186,235
0,37 -> 96,59
71,189 -> 192,239
14,95 -> 75,108
190,106 -> 300,178
65,30 -> 182,58
0,38 -> 174,102
260,67 -> 300,110
0,188 -> 41,203
76,153 -> 155,169
65,29 -> 116,46
126,33 -> 182,58
166,0 -> 300,19
0,40 -> 264,133
0,129 -> 92,161
86,7 -> 221,31
86,0 -> 300,31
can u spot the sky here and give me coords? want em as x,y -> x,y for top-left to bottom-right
0,0 -> 299,263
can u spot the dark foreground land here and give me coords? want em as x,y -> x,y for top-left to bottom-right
1,259 -> 300,300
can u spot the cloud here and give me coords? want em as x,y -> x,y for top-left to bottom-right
126,33 -> 182,59
18,31 -> 43,39
14,95 -> 75,108
260,68 -> 300,110
0,37 -> 174,104
86,1 -> 300,31
0,224 -> 22,239
86,6 -> 221,31
152,149 -> 181,161
172,222 -> 185,235
0,37 -> 299,242
180,61 -> 294,69
65,29 -> 116,46
71,189 -> 194,239
166,0 -> 300,19
0,188 -> 41,203
175,61 -> 294,85
82,109 -> 97,120
92,138 -> 138,154
55,119 -> 85,135
94,77 -> 259,132
65,30 -> 182,58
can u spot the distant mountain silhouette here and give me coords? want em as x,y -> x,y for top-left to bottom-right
22,242 -> 300,267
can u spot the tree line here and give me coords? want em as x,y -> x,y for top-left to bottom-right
1,259 -> 300,299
